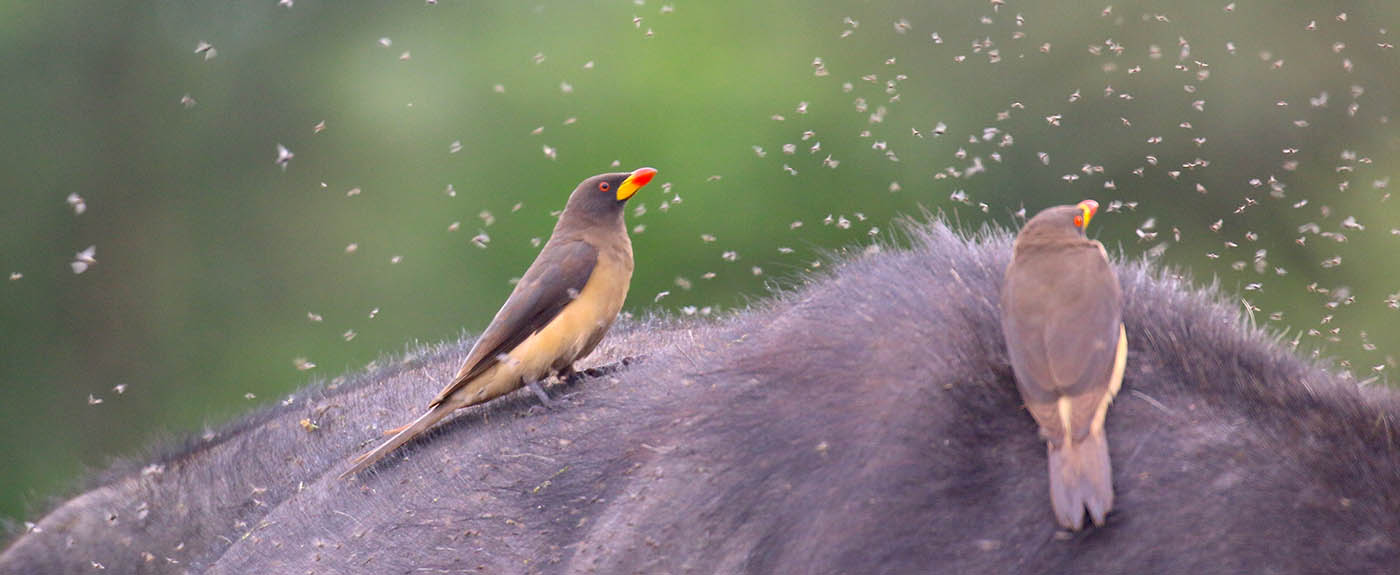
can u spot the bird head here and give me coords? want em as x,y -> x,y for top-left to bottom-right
564,167 -> 657,223
1017,199 -> 1100,244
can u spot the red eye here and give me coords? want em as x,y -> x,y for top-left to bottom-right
598,182 -> 611,192
1074,213 -> 1084,228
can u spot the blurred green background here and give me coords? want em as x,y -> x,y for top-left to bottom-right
1,1 -> 1396,525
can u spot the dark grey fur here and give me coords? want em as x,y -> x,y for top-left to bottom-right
3,220 -> 1397,574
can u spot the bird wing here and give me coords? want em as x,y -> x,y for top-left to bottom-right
1001,266 -> 1056,407
1041,242 -> 1123,441
429,240 -> 598,407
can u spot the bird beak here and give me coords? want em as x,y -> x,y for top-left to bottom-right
616,167 -> 657,201
1075,199 -> 1099,230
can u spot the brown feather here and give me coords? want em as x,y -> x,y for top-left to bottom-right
340,170 -> 647,478
1001,202 -> 1125,530
431,240 -> 598,407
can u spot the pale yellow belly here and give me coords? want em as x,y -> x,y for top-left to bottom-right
502,256 -> 631,383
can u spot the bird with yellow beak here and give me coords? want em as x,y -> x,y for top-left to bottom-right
1000,199 -> 1127,530
342,167 -> 657,478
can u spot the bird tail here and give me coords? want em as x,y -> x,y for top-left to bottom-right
339,403 -> 455,479
1047,427 -> 1114,530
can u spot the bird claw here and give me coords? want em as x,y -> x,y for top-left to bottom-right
568,355 -> 648,383
527,381 -> 562,410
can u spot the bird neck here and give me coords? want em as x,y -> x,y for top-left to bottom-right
552,209 -> 630,252
1012,234 -> 1095,260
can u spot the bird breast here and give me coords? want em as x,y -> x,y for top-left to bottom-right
504,250 -> 632,380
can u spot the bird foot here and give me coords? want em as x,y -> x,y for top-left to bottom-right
527,381 -> 562,410
565,355 -> 647,384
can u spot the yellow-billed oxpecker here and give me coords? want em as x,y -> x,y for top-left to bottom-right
1001,199 -> 1127,530
341,167 -> 657,478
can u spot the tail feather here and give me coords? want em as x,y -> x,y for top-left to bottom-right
1047,428 -> 1114,530
339,404 -> 456,479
